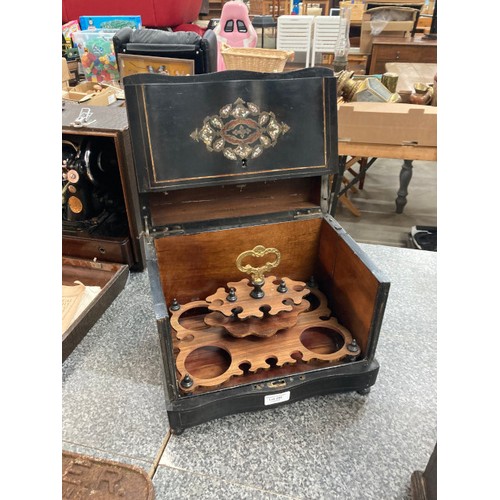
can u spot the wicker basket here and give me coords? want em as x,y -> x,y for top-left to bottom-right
221,44 -> 294,73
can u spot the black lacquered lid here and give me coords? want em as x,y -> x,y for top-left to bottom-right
123,68 -> 338,193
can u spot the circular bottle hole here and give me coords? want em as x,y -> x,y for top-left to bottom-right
290,351 -> 303,361
300,327 -> 344,355
185,346 -> 232,380
178,307 -> 211,330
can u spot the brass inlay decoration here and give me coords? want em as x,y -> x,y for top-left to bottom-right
140,85 -> 329,186
190,98 -> 290,161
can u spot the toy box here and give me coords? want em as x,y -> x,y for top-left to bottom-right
72,30 -> 120,83
62,20 -> 80,45
79,15 -> 142,31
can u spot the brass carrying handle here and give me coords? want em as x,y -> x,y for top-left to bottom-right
236,245 -> 281,284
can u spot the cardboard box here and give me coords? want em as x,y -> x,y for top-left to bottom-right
62,81 -> 120,106
62,58 -> 80,88
359,11 -> 415,54
339,0 -> 366,22
62,58 -> 71,88
337,102 -> 437,147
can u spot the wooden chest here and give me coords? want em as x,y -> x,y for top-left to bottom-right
123,68 -> 390,434
62,103 -> 145,360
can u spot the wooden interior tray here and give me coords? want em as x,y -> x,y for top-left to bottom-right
154,217 -> 385,396
62,257 -> 129,362
171,286 -> 359,393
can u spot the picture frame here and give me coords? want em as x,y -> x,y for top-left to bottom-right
118,54 -> 195,79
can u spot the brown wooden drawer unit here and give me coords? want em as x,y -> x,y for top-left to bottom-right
368,35 -> 437,74
62,234 -> 135,267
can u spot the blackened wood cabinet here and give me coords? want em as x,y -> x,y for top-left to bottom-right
123,68 -> 390,434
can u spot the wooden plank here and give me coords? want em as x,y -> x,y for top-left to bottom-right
338,142 -> 436,161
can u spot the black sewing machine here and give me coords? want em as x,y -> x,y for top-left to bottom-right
62,136 -> 126,237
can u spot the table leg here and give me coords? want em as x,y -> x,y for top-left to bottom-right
396,159 -> 413,214
329,155 -> 346,216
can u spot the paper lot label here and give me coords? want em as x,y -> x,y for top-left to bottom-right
264,391 -> 291,406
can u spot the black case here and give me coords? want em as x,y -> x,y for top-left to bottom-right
124,68 -> 390,434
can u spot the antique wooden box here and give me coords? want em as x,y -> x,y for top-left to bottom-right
123,68 -> 390,434
62,103 -> 144,360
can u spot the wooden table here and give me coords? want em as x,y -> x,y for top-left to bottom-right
369,34 -> 437,74
331,141 -> 437,215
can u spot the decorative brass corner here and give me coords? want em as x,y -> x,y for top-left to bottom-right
190,98 -> 290,161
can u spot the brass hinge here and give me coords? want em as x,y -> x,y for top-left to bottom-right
137,215 -> 150,241
293,209 -> 321,220
138,218 -> 186,238
162,225 -> 185,236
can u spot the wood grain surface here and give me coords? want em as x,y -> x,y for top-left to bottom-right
206,276 -> 309,320
171,288 -> 358,392
155,218 -> 323,304
149,178 -> 321,226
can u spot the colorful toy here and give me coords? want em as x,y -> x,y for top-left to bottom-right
62,20 -> 80,45
72,30 -> 120,83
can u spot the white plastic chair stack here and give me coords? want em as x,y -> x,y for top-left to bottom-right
310,15 -> 341,67
277,15 -> 314,68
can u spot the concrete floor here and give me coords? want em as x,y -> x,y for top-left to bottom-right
334,158 -> 437,248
